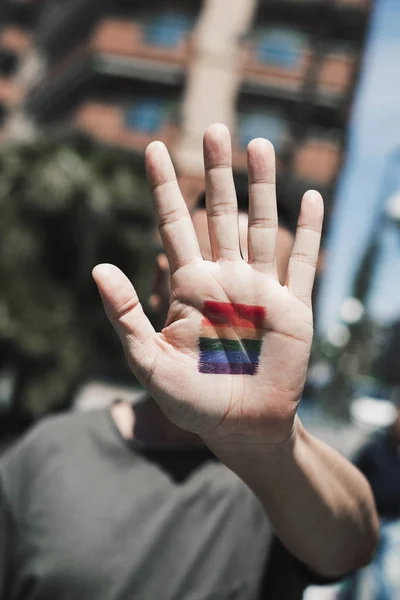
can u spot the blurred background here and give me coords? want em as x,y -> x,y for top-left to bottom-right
1,0 -> 400,594
0,0 -> 376,427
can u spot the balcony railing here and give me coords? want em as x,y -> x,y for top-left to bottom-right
74,102 -> 180,153
90,19 -> 191,66
37,17 -> 190,100
26,14 -> 190,120
240,24 -> 315,102
242,44 -> 312,99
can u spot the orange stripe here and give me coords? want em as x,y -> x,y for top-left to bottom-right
200,325 -> 263,340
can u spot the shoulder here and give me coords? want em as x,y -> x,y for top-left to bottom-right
0,410 -> 110,513
4,410 -> 84,453
0,410 -> 101,483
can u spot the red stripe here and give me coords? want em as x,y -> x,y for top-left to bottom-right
202,301 -> 266,329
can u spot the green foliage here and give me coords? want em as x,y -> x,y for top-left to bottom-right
0,135 -> 156,419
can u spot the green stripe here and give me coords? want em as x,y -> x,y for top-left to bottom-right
199,338 -> 262,353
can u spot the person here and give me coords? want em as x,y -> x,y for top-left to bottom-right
343,402 -> 400,599
356,402 -> 400,521
0,124 -> 378,600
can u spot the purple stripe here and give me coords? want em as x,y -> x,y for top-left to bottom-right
199,362 -> 259,375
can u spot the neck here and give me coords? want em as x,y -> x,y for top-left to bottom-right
111,396 -> 204,448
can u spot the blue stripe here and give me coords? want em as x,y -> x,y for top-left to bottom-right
199,349 -> 260,364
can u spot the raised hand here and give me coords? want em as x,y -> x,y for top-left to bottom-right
93,124 -> 323,444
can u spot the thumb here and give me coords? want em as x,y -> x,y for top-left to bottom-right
92,264 -> 157,372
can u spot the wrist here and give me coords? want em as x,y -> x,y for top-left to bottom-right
202,416 -> 306,463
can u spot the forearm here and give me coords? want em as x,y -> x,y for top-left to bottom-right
204,418 -> 379,578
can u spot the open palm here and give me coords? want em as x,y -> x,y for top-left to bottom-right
93,125 -> 323,443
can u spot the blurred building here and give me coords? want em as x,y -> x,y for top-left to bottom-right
0,0 -> 372,211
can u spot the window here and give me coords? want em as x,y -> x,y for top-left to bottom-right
256,28 -> 307,69
144,12 -> 193,48
125,98 -> 171,134
238,111 -> 288,151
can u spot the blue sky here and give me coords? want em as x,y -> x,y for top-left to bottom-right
318,0 -> 400,333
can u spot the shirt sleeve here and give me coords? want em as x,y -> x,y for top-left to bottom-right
260,537 -> 343,600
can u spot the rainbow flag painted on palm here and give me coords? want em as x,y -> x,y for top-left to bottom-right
198,301 -> 265,375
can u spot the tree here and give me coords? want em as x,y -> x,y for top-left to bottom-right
0,134 -> 155,421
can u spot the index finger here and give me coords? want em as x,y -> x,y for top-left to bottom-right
145,142 -> 203,274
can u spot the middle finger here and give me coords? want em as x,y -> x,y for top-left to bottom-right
204,124 -> 241,262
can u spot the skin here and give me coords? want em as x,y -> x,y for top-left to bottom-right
93,124 -> 379,578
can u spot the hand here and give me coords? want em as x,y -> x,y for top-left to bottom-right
93,124 -> 323,444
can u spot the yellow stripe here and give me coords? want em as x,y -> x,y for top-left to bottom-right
200,326 -> 263,340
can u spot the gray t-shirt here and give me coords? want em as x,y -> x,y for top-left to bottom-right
0,408 -> 318,600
